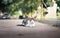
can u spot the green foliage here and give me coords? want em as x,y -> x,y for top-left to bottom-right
1,0 -> 42,15
55,0 -> 60,7
57,13 -> 60,20
43,0 -> 60,7
1,0 -> 60,13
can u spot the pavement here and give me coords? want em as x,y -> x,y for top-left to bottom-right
0,19 -> 60,38
36,19 -> 60,27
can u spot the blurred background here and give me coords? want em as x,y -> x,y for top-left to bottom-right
0,0 -> 60,38
0,0 -> 60,20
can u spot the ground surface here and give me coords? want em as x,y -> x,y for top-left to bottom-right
0,19 -> 60,38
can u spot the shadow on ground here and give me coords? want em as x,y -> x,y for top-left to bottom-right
52,24 -> 60,28
17,24 -> 25,27
17,34 -> 24,36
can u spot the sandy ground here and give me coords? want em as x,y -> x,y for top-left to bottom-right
0,20 -> 60,38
